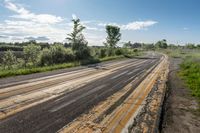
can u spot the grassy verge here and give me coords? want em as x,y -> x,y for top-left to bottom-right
0,62 -> 80,78
179,58 -> 200,99
0,55 -> 136,78
159,48 -> 200,103
159,48 -> 200,59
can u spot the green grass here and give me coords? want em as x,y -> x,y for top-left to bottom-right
0,54 -> 139,78
158,48 -> 200,101
158,48 -> 200,59
179,56 -> 200,99
0,62 -> 80,78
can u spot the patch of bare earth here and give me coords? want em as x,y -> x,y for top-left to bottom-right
162,58 -> 200,133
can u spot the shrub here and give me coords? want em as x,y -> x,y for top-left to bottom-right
74,45 -> 91,60
115,48 -> 123,55
99,48 -> 107,58
23,44 -> 41,66
39,48 -> 52,66
40,45 -> 74,66
2,50 -> 17,69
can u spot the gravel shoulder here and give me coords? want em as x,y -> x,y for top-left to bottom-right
162,58 -> 200,133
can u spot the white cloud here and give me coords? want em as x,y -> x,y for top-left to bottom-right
98,22 -> 120,27
0,19 -> 68,42
4,0 -> 63,24
98,20 -> 158,31
72,14 -> 77,20
1,0 -> 67,42
183,27 -> 189,30
121,21 -> 158,30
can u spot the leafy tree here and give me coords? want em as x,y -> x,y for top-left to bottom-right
142,43 -> 155,50
123,41 -> 132,48
123,41 -> 142,49
132,43 -> 142,48
2,50 -> 16,69
104,25 -> 121,56
155,39 -> 168,49
66,18 -> 90,59
23,44 -> 41,66
104,25 -> 121,48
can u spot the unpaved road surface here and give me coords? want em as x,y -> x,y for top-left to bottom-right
0,54 -> 162,133
162,58 -> 200,133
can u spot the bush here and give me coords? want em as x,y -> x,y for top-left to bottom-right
23,44 -> 41,66
2,50 -> 17,69
115,48 -> 124,55
75,46 -> 91,60
39,48 -> 52,66
106,48 -> 115,56
99,48 -> 107,58
40,45 -> 74,66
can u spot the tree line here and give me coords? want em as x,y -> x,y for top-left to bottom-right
1,18 -> 138,70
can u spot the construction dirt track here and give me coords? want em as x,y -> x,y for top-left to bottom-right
0,53 -> 162,133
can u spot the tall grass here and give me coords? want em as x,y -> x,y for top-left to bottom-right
179,56 -> 200,99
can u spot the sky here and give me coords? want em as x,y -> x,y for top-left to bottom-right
0,0 -> 200,46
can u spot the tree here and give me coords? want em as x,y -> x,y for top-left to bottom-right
2,50 -> 16,69
123,41 -> 132,48
186,43 -> 196,49
66,18 -> 90,59
155,39 -> 168,49
104,25 -> 121,48
142,43 -> 155,50
132,42 -> 142,48
23,44 -> 41,66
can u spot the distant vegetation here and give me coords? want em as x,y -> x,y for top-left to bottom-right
0,18 -> 141,78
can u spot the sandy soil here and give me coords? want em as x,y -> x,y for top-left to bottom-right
162,58 -> 200,133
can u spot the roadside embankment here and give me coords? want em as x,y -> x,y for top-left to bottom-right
128,55 -> 169,133
162,57 -> 200,133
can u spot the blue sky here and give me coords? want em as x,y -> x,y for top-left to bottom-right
0,0 -> 200,45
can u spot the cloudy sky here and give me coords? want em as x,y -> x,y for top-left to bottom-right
0,0 -> 200,45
